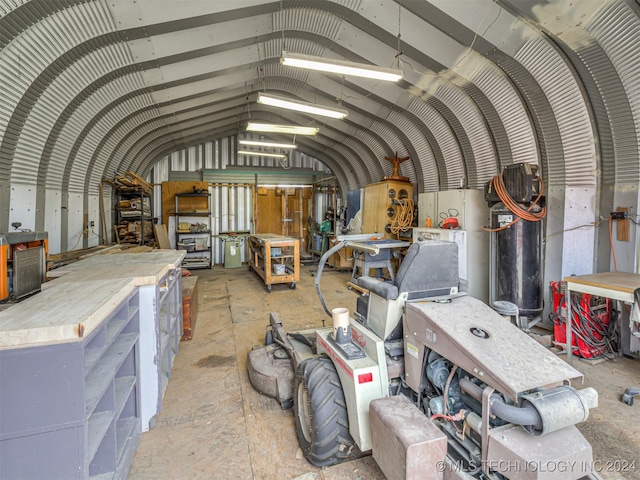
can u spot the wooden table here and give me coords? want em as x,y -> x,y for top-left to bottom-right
248,234 -> 300,292
564,272 -> 640,364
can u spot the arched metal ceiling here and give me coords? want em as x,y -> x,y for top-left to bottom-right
1,0 -> 639,276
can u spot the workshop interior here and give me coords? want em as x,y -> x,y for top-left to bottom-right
1,1 -> 640,479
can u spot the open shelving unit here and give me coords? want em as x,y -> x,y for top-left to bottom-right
114,186 -> 153,245
175,192 -> 212,269
0,286 -> 142,479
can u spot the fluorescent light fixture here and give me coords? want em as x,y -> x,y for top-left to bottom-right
239,139 -> 297,149
237,150 -> 287,159
246,122 -> 319,136
259,184 -> 312,188
257,92 -> 348,119
281,51 -> 403,82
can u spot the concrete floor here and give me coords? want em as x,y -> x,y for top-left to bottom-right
128,264 -> 640,480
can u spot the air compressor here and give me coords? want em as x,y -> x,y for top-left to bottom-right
484,163 -> 546,328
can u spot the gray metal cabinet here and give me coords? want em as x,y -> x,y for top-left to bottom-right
0,286 -> 141,479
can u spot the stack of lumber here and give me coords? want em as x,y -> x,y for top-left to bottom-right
109,171 -> 152,195
114,220 -> 154,244
47,244 -> 154,270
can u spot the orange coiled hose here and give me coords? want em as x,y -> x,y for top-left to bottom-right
481,172 -> 546,232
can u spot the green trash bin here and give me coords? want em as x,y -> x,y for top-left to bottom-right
224,238 -> 243,268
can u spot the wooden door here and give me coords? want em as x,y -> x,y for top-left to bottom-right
285,187 -> 312,250
256,187 -> 284,234
255,187 -> 312,247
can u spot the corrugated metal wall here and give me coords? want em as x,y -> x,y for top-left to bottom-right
150,135 -> 333,264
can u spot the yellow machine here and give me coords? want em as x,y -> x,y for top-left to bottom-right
0,230 -> 48,302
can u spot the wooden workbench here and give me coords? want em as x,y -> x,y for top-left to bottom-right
248,234 -> 300,292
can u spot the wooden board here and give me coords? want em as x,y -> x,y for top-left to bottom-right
48,250 -> 186,278
43,264 -> 171,288
0,278 -> 137,348
154,224 -> 171,249
256,188 -> 283,235
564,272 -> 640,295
161,181 -> 209,225
616,207 -> 630,242
181,276 -> 198,341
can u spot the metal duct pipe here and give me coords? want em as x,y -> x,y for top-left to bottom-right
459,378 -> 597,436
459,378 -> 542,431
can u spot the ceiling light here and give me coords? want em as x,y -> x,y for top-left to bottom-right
237,150 -> 287,159
257,93 -> 348,119
239,139 -> 297,149
246,122 -> 319,136
281,51 -> 403,82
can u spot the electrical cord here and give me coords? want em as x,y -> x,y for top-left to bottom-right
551,289 -> 617,359
481,171 -> 546,232
388,198 -> 414,237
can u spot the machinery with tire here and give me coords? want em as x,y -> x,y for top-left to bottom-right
248,239 -> 600,480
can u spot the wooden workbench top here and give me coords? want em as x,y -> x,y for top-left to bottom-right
564,271 -> 640,294
0,278 -> 137,349
249,234 -> 295,242
43,263 -> 173,289
48,249 -> 186,278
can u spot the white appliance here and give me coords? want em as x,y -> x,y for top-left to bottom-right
412,228 -> 467,281
416,189 -> 490,303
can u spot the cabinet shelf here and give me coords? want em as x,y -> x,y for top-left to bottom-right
115,417 -> 138,465
114,376 -> 136,418
85,332 -> 138,416
175,211 -> 210,216
87,411 -> 113,464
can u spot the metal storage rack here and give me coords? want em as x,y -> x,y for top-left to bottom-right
0,279 -> 142,479
114,186 -> 153,245
175,192 -> 212,269
248,234 -> 300,292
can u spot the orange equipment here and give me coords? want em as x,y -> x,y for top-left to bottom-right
0,231 -> 48,302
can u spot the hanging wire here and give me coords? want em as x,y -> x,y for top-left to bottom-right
396,4 -> 402,70
245,81 -> 252,120
280,0 -> 286,54
256,40 -> 267,92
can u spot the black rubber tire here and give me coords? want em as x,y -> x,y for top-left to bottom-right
294,356 -> 357,466
290,282 -> 296,289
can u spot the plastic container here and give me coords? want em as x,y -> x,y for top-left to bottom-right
195,237 -> 207,251
272,264 -> 286,275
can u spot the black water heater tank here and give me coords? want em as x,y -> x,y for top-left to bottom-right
490,203 -> 543,319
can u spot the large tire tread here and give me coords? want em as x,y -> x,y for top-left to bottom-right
294,356 -> 358,466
